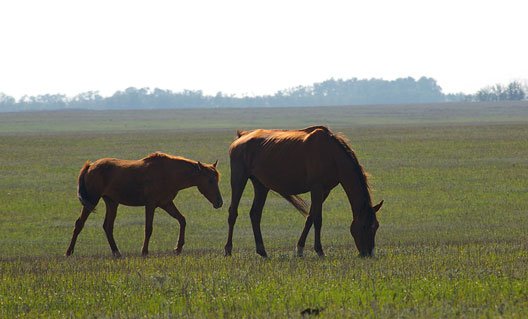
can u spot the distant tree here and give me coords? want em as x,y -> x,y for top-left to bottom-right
105,87 -> 150,109
445,92 -> 471,102
492,84 -> 508,101
151,88 -> 175,108
476,87 -> 494,102
71,91 -> 103,109
16,94 -> 67,110
505,81 -> 526,100
475,81 -> 526,102
268,76 -> 445,107
0,93 -> 16,110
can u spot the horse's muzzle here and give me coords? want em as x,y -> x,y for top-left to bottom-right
213,198 -> 223,209
360,248 -> 375,258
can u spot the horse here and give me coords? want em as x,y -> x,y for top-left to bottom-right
224,125 -> 383,257
65,152 -> 223,257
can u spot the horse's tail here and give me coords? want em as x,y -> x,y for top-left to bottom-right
279,193 -> 309,217
77,161 -> 96,211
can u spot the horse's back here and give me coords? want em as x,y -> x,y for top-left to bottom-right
88,158 -> 146,179
229,128 -> 308,164
229,127 -> 339,193
230,126 -> 332,157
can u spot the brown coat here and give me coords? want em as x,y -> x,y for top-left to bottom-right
67,152 -> 222,257
225,126 -> 383,257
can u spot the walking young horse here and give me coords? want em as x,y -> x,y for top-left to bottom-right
66,152 -> 223,257
225,126 -> 383,257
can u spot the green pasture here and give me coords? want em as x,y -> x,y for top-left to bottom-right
1,103 -> 527,318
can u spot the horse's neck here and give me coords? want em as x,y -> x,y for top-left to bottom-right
168,160 -> 198,190
336,153 -> 371,220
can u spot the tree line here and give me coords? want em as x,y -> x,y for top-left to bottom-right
0,77 -> 526,112
475,81 -> 526,102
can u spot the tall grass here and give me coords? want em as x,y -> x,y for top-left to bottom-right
1,106 -> 527,317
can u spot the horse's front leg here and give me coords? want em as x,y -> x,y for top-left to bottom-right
311,187 -> 327,257
296,189 -> 329,257
249,178 -> 269,257
225,165 -> 248,256
160,201 -> 186,255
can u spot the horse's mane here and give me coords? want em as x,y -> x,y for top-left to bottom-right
142,152 -> 219,178
323,127 -> 373,206
237,126 -> 328,139
142,152 -> 184,162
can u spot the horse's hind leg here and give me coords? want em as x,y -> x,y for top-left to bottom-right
65,206 -> 92,256
224,163 -> 248,256
102,197 -> 121,257
141,204 -> 155,256
160,201 -> 186,255
249,178 -> 269,257
296,215 -> 313,257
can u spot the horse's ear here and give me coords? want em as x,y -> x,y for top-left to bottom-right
373,200 -> 384,213
213,160 -> 218,168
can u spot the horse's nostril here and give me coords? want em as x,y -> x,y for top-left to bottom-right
214,199 -> 223,208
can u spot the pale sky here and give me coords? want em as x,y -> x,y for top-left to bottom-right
0,0 -> 527,99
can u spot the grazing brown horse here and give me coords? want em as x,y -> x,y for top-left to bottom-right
225,126 -> 383,257
66,152 -> 223,257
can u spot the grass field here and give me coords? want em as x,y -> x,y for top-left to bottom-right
1,103 -> 528,318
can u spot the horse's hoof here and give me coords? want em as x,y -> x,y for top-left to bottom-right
113,251 -> 122,258
174,248 -> 183,256
224,246 -> 232,257
296,246 -> 304,257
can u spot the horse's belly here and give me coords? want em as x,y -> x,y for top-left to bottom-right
103,181 -> 148,206
252,166 -> 309,194
251,159 -> 338,194
262,180 -> 310,195
104,191 -> 146,206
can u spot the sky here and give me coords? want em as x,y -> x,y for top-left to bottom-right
0,0 -> 527,99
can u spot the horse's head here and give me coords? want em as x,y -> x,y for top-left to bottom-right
195,160 -> 223,209
350,200 -> 383,257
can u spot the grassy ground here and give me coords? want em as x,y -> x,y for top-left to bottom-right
1,103 -> 527,318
